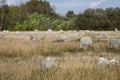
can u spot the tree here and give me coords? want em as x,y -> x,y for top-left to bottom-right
8,6 -> 19,27
0,0 -> 6,30
0,5 -> 9,30
66,10 -> 75,18
24,0 -> 55,15
84,8 -> 96,18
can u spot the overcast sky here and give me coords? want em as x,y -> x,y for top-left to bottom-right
4,0 -> 120,15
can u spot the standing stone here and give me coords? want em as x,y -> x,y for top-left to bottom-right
109,39 -> 120,48
60,30 -> 64,33
30,34 -> 38,41
16,31 -> 20,35
34,29 -> 39,32
115,28 -> 118,31
80,36 -> 92,49
74,30 -> 77,33
41,57 -> 56,70
100,32 -> 107,39
85,30 -> 90,33
3,30 -> 9,32
61,35 -> 69,41
47,29 -> 52,32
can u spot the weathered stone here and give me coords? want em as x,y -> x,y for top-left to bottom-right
16,31 -> 20,35
0,34 -> 4,39
60,30 -> 64,33
74,30 -> 77,33
98,57 -> 119,65
61,35 -> 69,41
34,29 -> 39,32
80,37 -> 92,49
30,34 -> 38,41
85,30 -> 90,33
3,30 -> 9,32
98,57 -> 109,65
100,32 -> 107,39
41,57 -> 56,70
115,28 -> 118,31
109,39 -> 120,48
47,29 -> 52,32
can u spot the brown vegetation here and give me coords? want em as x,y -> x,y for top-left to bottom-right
0,31 -> 120,80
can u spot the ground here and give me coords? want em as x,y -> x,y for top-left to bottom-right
0,31 -> 120,80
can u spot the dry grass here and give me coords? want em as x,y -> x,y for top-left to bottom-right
0,31 -> 120,80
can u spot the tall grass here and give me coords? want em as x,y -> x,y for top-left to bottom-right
0,31 -> 120,80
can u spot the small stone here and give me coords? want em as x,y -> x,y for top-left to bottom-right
100,32 -> 107,39
47,29 -> 52,32
34,29 -> 39,32
61,35 -> 69,41
30,34 -> 38,41
3,30 -> 9,32
16,31 -> 20,35
60,30 -> 64,33
41,57 -> 56,70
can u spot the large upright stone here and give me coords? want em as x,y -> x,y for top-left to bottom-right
115,28 -> 118,31
109,39 -> 120,48
80,36 -> 92,49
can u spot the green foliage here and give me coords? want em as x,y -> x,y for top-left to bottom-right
0,0 -> 120,31
73,8 -> 120,30
52,19 -> 69,30
10,13 -> 69,31
66,10 -> 75,18
10,13 -> 43,30
25,0 -> 55,15
0,5 -> 9,30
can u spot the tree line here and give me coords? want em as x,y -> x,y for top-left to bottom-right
0,0 -> 120,31
71,8 -> 120,30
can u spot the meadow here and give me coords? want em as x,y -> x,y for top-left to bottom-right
0,31 -> 120,80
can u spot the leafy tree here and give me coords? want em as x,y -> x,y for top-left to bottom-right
0,0 -> 6,30
8,6 -> 19,27
74,7 -> 120,30
24,0 -> 55,15
0,5 -> 9,30
66,10 -> 75,18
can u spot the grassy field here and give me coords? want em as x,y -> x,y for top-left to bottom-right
0,31 -> 120,80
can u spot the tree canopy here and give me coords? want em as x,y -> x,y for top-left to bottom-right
0,0 -> 120,31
